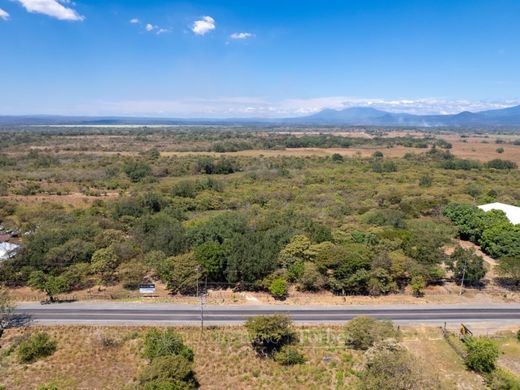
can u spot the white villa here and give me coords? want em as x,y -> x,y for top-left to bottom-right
478,202 -> 520,225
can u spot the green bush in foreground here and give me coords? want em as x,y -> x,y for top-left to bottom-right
139,355 -> 198,390
139,329 -> 198,389
486,368 -> 520,390
464,337 -> 499,373
245,315 -> 295,357
143,329 -> 194,362
273,345 -> 306,365
344,316 -> 399,350
17,332 -> 57,363
517,329 -> 520,342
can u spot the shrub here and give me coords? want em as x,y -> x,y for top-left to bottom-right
371,160 -> 397,173
298,262 -> 326,291
273,345 -> 306,365
517,329 -> 520,342
123,160 -> 152,182
364,209 -> 406,228
410,275 -> 426,297
245,315 -> 295,356
17,332 -> 57,363
344,316 -> 399,350
441,159 -> 482,170
360,342 -> 440,390
419,175 -> 433,187
143,329 -> 194,362
269,277 -> 288,300
138,355 -> 198,389
464,337 -> 499,373
486,368 -> 520,390
331,153 -> 344,162
485,159 -> 517,170
171,179 -> 198,198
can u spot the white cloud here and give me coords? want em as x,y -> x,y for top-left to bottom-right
156,28 -> 170,35
133,20 -> 168,35
230,32 -> 253,40
16,0 -> 84,21
192,16 -> 215,35
0,8 -> 9,20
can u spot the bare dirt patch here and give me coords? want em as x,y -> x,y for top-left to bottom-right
0,192 -> 119,208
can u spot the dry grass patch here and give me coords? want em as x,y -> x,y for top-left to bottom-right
0,327 -> 145,390
1,325 -> 504,390
496,333 -> 520,376
401,327 -> 486,389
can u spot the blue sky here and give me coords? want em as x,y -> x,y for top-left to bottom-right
1,0 -> 520,117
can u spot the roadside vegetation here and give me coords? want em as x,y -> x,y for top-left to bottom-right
139,329 -> 198,389
2,316 -> 519,389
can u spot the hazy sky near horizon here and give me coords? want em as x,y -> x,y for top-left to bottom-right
1,0 -> 520,117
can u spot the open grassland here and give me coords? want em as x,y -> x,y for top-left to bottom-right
3,129 -> 520,163
2,325 -> 511,390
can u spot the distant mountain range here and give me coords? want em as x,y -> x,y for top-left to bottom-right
288,105 -> 520,126
2,105 -> 520,127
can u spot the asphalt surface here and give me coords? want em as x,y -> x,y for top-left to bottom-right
13,303 -> 520,326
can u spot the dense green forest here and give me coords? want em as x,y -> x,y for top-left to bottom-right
1,128 -> 519,300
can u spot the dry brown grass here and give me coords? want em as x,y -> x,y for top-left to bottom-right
1,325 -> 496,390
496,333 -> 520,376
0,325 -> 361,390
401,327 -> 487,389
0,326 -> 145,389
5,131 -> 520,164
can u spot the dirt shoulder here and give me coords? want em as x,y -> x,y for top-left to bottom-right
9,280 -> 520,306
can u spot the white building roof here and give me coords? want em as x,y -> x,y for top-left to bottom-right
0,242 -> 20,260
478,202 -> 520,225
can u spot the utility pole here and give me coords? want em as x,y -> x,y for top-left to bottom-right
200,275 -> 208,334
194,265 -> 202,333
200,290 -> 205,333
195,265 -> 200,299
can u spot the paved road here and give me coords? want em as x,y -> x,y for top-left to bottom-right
13,303 -> 520,325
